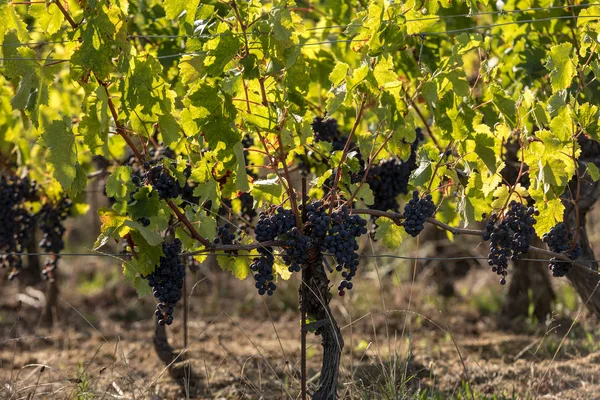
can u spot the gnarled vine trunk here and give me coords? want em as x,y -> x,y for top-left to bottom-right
500,241 -> 555,326
20,234 -> 42,287
564,137 -> 600,317
301,245 -> 343,400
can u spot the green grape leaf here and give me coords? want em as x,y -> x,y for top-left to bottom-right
105,166 -> 132,199
38,117 -> 78,191
29,3 -> 64,35
158,114 -> 180,146
252,176 -> 284,204
545,43 -> 578,92
217,253 -> 251,280
329,62 -> 349,86
532,197 -> 564,237
71,163 -> 88,197
130,230 -> 163,276
474,133 -> 497,174
233,142 -> 250,192
491,184 -> 529,209
374,217 -> 407,250
203,23 -> 241,76
354,183 -> 374,206
94,210 -> 129,250
124,221 -> 163,247
127,187 -> 162,220
164,0 -> 201,23
585,162 -> 600,182
133,276 -> 152,297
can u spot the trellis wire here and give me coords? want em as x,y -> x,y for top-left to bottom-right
6,11 -> 597,64
0,251 -> 599,265
0,6 -> 597,56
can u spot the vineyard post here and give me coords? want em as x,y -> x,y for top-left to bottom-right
300,177 -> 307,400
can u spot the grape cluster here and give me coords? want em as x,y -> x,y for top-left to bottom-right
254,207 -> 296,242
146,164 -> 180,199
322,206 -> 367,295
312,116 -> 340,143
38,198 -> 72,280
214,225 -> 236,245
303,201 -> 330,240
0,176 -> 38,276
368,128 -> 424,212
251,251 -> 277,296
282,227 -> 310,273
104,146 -> 177,205
144,239 -> 185,326
543,223 -> 583,277
242,134 -> 258,179
301,116 -> 362,177
252,207 -> 297,295
483,201 -> 538,284
239,192 -> 257,221
403,191 -> 436,237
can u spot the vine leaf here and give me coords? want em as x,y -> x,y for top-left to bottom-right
585,162 -> 600,182
217,254 -> 251,280
531,194 -> 564,237
124,221 -> 163,247
105,166 -> 132,199
491,184 -> 529,209
545,43 -> 578,92
38,117 -> 78,192
374,217 -> 407,249
29,3 -> 64,35
164,0 -> 201,23
94,210 -> 129,250
233,142 -> 250,192
133,277 -> 152,297
130,230 -> 163,276
70,5 -> 127,81
252,176 -> 284,204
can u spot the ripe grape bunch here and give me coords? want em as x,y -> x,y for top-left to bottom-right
483,201 -> 538,284
312,116 -> 343,147
403,191 -> 436,237
322,206 -> 368,296
282,227 -> 310,273
252,207 -> 296,295
144,239 -> 185,326
38,198 -> 73,280
301,116 -> 364,178
214,225 -> 236,246
542,223 -> 583,277
146,164 -> 180,200
0,176 -> 38,277
213,225 -> 239,255
368,128 -> 424,212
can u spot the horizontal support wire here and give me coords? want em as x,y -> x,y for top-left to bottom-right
5,11 -> 595,63
0,251 -> 598,265
0,5 -> 596,59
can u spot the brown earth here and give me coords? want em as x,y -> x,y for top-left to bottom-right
1,255 -> 598,400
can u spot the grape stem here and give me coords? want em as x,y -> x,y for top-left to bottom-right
53,0 -> 79,30
347,129 -> 395,205
182,212 -> 596,276
166,201 -> 211,248
328,94 -> 368,215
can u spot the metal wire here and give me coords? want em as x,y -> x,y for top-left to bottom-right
0,251 -> 599,265
403,3 -> 598,22
1,11 -> 597,64
0,4 -> 596,56
0,40 -> 73,47
0,57 -> 69,62
421,14 -> 600,35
